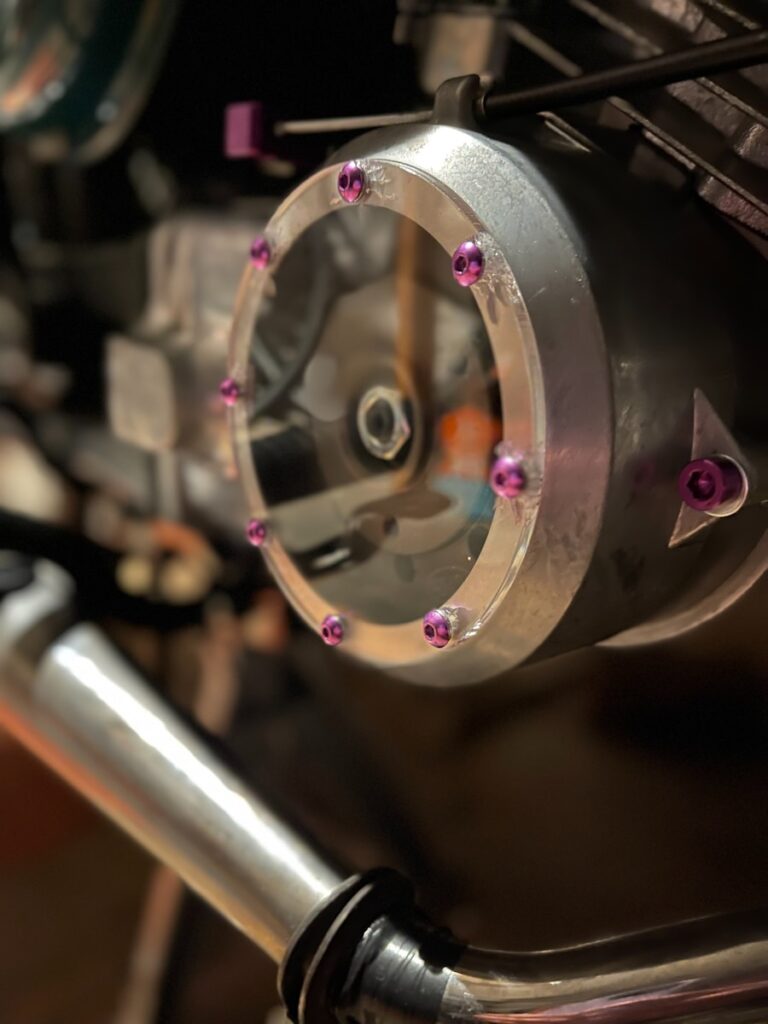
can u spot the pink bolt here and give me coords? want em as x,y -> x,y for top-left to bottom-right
490,456 -> 526,499
678,457 -> 745,512
423,608 -> 453,649
321,614 -> 345,646
452,240 -> 485,287
219,377 -> 241,406
249,236 -> 271,269
337,161 -> 366,203
245,518 -> 267,547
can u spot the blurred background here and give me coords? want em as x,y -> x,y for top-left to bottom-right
0,1 -> 766,1021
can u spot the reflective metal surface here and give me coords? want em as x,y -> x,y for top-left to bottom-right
0,0 -> 179,161
445,923 -> 768,1023
0,568 -> 341,962
338,911 -> 768,1024
228,123 -> 759,685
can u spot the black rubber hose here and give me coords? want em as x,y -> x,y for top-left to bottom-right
483,29 -> 768,118
0,507 -> 205,630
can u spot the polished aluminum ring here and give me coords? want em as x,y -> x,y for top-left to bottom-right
227,124 -> 611,686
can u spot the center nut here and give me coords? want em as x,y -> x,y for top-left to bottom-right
356,386 -> 411,461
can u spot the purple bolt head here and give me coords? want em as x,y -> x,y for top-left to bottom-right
423,608 -> 453,649
249,236 -> 271,269
245,518 -> 267,547
452,240 -> 485,287
337,161 -> 366,203
490,456 -> 526,499
219,377 -> 241,406
321,614 -> 345,647
678,457 -> 745,512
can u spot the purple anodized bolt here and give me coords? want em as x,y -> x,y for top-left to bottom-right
423,608 -> 454,649
249,236 -> 271,269
337,161 -> 366,204
246,518 -> 267,547
490,455 -> 526,499
219,377 -> 241,406
321,614 -> 345,647
678,456 -> 745,513
452,240 -> 485,287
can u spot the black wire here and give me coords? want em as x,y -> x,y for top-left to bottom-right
0,508 -> 205,630
274,29 -> 768,137
482,29 -> 768,118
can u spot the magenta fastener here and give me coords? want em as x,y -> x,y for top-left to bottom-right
337,161 -> 366,203
245,518 -> 267,547
224,101 -> 267,159
249,236 -> 271,269
490,456 -> 526,499
452,240 -> 485,287
321,614 -> 345,646
423,608 -> 453,649
219,378 -> 241,406
678,456 -> 745,512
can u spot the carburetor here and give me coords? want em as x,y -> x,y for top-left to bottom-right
224,103 -> 768,686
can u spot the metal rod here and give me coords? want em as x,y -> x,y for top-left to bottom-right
0,570 -> 342,963
483,28 -> 768,117
272,30 -> 768,139
275,109 -> 431,137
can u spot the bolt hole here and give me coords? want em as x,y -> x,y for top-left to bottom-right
365,398 -> 396,444
688,470 -> 716,501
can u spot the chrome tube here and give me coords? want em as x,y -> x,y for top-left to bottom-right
445,922 -> 768,1022
4,570 -> 768,1022
0,568 -> 341,963
336,912 -> 768,1024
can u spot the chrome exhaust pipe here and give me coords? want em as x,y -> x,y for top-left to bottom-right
2,567 -> 768,1022
0,565 -> 341,963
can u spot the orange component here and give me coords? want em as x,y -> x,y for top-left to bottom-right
149,520 -> 213,558
438,406 -> 501,479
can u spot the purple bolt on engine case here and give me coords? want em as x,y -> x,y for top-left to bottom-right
337,161 -> 366,203
490,456 -> 526,499
246,518 -> 267,547
249,236 -> 271,269
678,456 -> 745,512
219,378 -> 241,406
321,614 -> 345,646
452,240 -> 485,287
423,608 -> 454,649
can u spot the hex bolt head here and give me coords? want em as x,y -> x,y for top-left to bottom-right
423,608 -> 454,649
490,455 -> 526,499
219,377 -> 241,406
678,456 -> 746,512
245,518 -> 267,547
320,614 -> 345,646
249,236 -> 272,269
452,240 -> 485,287
356,385 -> 411,461
337,161 -> 366,203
